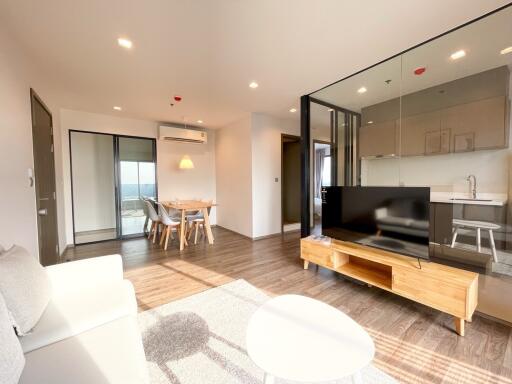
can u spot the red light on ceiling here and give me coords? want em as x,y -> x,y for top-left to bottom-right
414,67 -> 426,75
174,95 -> 182,102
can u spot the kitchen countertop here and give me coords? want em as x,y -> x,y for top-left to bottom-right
430,192 -> 507,206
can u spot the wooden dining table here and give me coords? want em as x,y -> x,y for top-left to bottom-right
162,200 -> 216,251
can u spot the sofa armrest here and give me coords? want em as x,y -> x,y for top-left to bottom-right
45,255 -> 124,295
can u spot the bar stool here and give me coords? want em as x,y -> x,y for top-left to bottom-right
450,219 -> 500,262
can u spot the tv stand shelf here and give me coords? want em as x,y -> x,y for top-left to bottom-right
301,236 -> 479,336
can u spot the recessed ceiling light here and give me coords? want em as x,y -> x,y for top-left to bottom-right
117,38 -> 133,49
500,46 -> 512,55
289,108 -> 297,113
113,106 -> 122,111
450,50 -> 466,60
197,120 -> 203,124
367,121 -> 374,124
249,82 -> 259,89
357,87 -> 367,94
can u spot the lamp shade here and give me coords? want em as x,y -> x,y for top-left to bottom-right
179,155 -> 194,169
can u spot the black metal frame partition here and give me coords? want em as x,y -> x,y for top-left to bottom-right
310,97 -> 361,187
299,2 -> 512,239
301,96 -> 360,237
69,129 -> 158,245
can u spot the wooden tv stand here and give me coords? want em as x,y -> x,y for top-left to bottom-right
301,236 -> 478,336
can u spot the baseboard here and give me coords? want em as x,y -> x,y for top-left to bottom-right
59,243 -> 74,255
475,310 -> 512,328
252,232 -> 284,241
215,226 -> 253,240
283,222 -> 301,232
215,226 -> 288,241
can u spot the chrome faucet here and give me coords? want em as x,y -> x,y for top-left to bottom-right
466,175 -> 477,199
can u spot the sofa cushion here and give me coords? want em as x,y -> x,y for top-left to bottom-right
20,315 -> 149,384
0,246 -> 51,335
20,279 -> 137,353
0,292 -> 25,384
376,216 -> 413,227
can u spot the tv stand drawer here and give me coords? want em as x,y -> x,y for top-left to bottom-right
392,267 -> 467,318
301,240 -> 333,267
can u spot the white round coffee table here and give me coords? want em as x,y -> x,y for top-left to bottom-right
247,295 -> 375,384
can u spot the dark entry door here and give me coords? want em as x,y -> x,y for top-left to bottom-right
31,89 -> 59,266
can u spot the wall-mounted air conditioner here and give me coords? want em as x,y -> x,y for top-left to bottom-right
158,126 -> 207,144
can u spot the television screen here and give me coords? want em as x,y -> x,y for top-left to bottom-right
322,186 -> 431,260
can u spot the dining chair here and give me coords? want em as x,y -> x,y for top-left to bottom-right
140,197 -> 150,236
187,200 -> 212,244
157,202 -> 185,250
145,200 -> 162,244
185,209 -> 201,237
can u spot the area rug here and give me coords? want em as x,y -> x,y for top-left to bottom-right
138,279 -> 397,384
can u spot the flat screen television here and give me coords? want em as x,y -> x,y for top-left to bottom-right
322,186 -> 431,260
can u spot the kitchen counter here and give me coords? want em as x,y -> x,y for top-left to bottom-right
430,192 -> 507,207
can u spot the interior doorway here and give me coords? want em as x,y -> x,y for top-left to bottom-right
30,89 -> 60,266
281,134 -> 301,233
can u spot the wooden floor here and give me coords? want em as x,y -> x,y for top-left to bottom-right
64,227 -> 512,384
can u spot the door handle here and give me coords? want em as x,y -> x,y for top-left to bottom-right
38,208 -> 48,216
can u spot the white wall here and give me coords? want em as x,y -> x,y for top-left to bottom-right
215,115 -> 253,237
251,114 -> 299,238
0,25 -> 66,258
60,109 -> 216,245
215,113 -> 299,239
157,138 -> 216,208
70,133 -> 116,232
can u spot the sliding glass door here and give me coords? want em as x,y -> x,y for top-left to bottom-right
70,131 -> 117,244
70,131 -> 157,244
117,137 -> 157,237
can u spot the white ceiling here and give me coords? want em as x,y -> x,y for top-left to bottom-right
0,0 -> 509,128
312,6 -> 512,112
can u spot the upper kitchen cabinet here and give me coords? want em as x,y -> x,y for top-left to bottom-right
358,66 -> 510,158
441,96 -> 509,152
359,119 -> 398,158
360,97 -> 400,158
401,110 -> 445,156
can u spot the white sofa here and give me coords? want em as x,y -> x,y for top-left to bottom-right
18,255 -> 149,384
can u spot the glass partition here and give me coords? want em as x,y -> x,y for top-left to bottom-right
70,131 -> 117,244
310,101 -> 333,234
305,5 -> 512,323
118,136 -> 157,237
